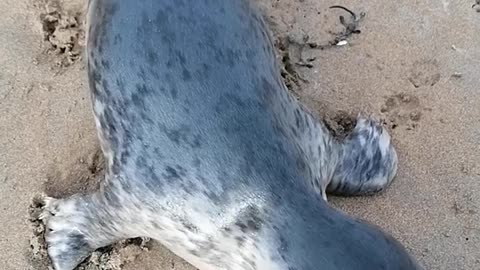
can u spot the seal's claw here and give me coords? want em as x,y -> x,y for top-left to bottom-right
327,117 -> 398,196
38,195 -> 57,220
43,197 -> 93,270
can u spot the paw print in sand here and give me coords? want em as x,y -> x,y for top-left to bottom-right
381,93 -> 423,131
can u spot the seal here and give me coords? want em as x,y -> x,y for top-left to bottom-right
40,0 -> 421,269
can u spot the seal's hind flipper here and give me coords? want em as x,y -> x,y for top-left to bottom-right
327,118 -> 398,196
41,196 -> 95,270
41,192 -> 134,270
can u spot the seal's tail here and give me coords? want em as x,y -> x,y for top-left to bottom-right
327,118 -> 398,196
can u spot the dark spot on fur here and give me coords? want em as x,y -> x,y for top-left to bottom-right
226,93 -> 246,107
235,236 -> 246,247
191,134 -> 202,148
296,157 -> 306,172
165,129 -> 181,144
88,66 -> 102,96
176,50 -> 187,65
134,83 -> 146,94
153,148 -> 164,161
163,166 -> 179,180
175,165 -> 188,177
140,112 -> 153,124
136,155 -> 147,168
182,68 -> 192,81
68,232 -> 90,252
147,50 -> 159,65
120,150 -> 130,165
189,249 -> 200,257
246,218 -> 261,231
99,109 -> 118,148
170,87 -> 178,99
224,48 -> 240,67
113,34 -> 122,45
155,9 -> 177,45
101,59 -> 111,70
290,126 -> 298,137
104,186 -> 121,208
242,258 -> 257,269
181,220 -> 198,232
192,158 -> 201,168
162,165 -> 186,182
151,221 -> 164,230
101,79 -> 110,95
245,49 -> 255,60
294,109 -> 303,129
278,234 -> 290,262
163,125 -> 200,147
137,67 -> 147,81
235,206 -> 263,233
131,92 -> 144,108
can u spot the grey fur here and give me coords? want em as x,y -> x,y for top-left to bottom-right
41,0 -> 419,269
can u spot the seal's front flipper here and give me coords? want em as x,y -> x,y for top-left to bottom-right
327,118 -> 398,196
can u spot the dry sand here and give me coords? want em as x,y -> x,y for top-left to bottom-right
1,0 -> 479,269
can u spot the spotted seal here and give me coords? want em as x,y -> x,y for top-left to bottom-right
40,0 -> 421,269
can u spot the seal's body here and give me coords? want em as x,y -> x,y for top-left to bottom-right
42,0 -> 420,269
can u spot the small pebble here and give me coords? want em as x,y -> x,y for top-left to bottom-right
336,40 -> 348,46
451,72 -> 462,78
